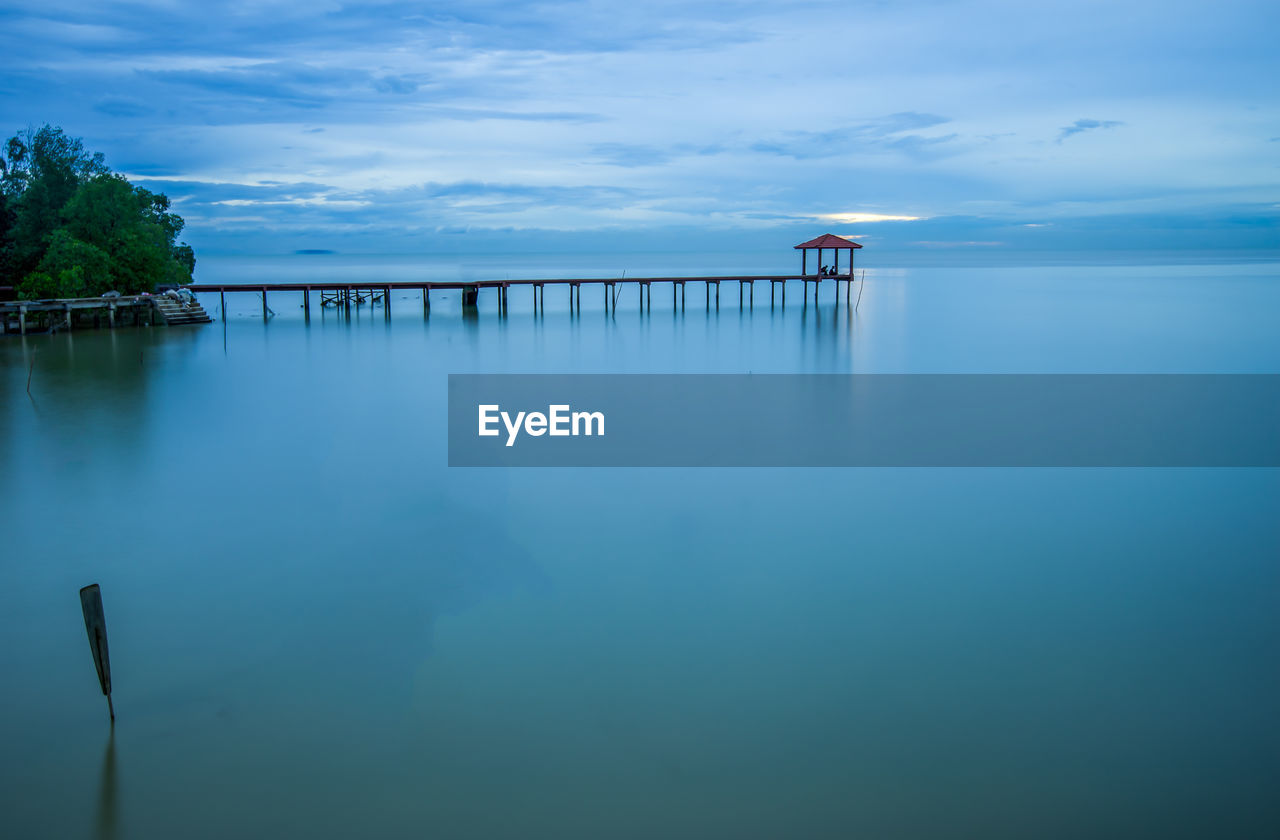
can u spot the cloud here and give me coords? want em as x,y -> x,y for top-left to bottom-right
1057,118 -> 1124,143
373,74 -> 424,95
910,240 -> 1006,248
132,179 -> 338,205
360,181 -> 640,213
2,1 -> 1273,247
751,112 -> 955,160
139,61 -> 369,108
414,107 -> 605,123
92,97 -> 153,118
589,143 -> 671,167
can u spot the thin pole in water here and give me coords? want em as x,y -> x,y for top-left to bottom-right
79,584 -> 114,723
856,270 -> 866,312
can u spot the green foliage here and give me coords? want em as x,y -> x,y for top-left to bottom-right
0,124 -> 195,298
33,229 -> 112,297
0,191 -> 13,281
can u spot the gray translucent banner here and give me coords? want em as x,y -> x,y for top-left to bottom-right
447,374 -> 1280,467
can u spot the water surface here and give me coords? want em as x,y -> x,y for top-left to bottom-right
2,253 -> 1278,838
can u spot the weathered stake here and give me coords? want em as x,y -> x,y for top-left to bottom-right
79,584 -> 115,722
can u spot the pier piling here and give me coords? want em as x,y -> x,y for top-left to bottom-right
179,270 -> 852,326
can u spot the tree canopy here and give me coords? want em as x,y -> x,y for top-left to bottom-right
0,125 -> 195,299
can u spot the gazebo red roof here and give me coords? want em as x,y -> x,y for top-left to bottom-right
793,233 -> 863,250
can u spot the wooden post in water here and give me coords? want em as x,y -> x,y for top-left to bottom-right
79,584 -> 114,722
219,290 -> 225,320
303,287 -> 311,321
19,303 -> 27,335
261,287 -> 268,322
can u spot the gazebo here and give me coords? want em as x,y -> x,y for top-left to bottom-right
794,233 -> 863,303
794,233 -> 862,276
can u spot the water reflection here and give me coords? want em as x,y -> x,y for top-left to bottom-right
95,727 -> 118,840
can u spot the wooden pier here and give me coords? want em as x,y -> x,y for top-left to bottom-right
186,273 -> 861,321
2,234 -> 866,329
2,295 -> 154,335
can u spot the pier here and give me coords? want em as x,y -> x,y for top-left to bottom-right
189,234 -> 864,321
2,295 -> 170,335
1,291 -> 213,334
4,234 -> 865,328
187,272 -> 862,321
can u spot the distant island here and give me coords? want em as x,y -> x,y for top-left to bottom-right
0,124 -> 195,300
295,249 -> 336,255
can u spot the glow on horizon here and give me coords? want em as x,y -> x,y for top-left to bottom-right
819,213 -> 924,224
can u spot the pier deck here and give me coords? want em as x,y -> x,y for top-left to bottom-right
186,273 -> 860,321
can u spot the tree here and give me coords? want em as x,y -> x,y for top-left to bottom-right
0,125 -> 195,298
19,229 -> 112,298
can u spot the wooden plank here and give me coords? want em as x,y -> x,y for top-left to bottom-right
79,584 -> 114,721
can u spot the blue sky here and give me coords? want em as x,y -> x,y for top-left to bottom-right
1,0 -> 1277,254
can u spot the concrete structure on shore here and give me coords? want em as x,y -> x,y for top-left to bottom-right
1,293 -> 211,335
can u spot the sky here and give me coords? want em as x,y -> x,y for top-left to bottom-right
1,0 -> 1277,255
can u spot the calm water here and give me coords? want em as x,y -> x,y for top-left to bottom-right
2,253 -> 1279,838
